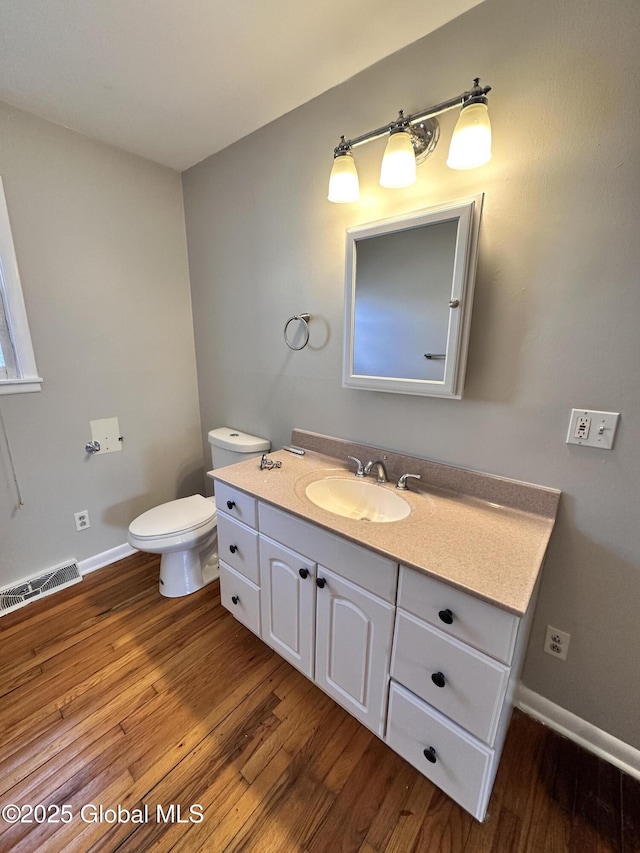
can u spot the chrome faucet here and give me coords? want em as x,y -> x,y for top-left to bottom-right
347,456 -> 366,477
260,453 -> 282,470
397,473 -> 422,491
364,459 -> 388,483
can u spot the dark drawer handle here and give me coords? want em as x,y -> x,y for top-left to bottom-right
226,500 -> 236,510
231,595 -> 239,605
423,746 -> 437,764
431,671 -> 446,688
299,568 -> 309,579
316,577 -> 326,589
438,608 -> 454,625
229,544 -> 237,554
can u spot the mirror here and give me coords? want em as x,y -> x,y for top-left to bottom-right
343,195 -> 482,398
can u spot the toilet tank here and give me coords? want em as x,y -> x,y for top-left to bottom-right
208,427 -> 270,469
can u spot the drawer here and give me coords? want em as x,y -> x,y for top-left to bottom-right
219,562 -> 261,636
398,567 -> 519,664
386,681 -> 494,821
391,610 -> 509,745
215,482 -> 258,529
259,503 -> 397,602
217,514 -> 259,584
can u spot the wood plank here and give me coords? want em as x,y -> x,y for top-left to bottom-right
305,738 -> 406,853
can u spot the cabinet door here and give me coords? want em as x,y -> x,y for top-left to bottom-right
315,566 -> 395,737
260,536 -> 315,679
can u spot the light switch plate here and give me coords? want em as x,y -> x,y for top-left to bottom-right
566,409 -> 619,449
90,417 -> 122,454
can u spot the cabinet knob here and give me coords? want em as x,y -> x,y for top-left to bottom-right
231,595 -> 239,605
316,577 -> 326,589
226,500 -> 236,510
438,608 -> 454,625
229,544 -> 237,554
299,568 -> 309,579
431,671 -> 446,688
423,746 -> 437,764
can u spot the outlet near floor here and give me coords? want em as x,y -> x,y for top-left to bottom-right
74,510 -> 90,531
544,625 -> 570,660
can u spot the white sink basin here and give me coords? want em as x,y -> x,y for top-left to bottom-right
305,477 -> 411,523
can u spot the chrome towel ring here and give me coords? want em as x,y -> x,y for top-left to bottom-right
284,313 -> 310,350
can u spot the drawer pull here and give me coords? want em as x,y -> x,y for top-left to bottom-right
423,746 -> 437,764
438,608 -> 454,625
231,595 -> 239,605
316,577 -> 326,589
229,545 -> 238,554
299,568 -> 309,579
431,671 -> 446,688
226,500 -> 236,510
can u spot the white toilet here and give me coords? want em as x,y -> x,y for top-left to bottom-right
128,427 -> 270,597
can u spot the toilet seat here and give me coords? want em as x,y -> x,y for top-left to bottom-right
129,495 -> 216,540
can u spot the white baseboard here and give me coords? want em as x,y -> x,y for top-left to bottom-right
518,685 -> 640,782
79,543 -> 136,576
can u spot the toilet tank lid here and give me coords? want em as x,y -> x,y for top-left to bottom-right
208,427 -> 270,453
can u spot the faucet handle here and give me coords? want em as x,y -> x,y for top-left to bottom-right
347,456 -> 365,477
397,473 -> 422,491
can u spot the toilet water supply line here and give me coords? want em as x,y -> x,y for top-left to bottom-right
0,404 -> 24,508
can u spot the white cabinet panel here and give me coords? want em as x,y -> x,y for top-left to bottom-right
216,483 -> 258,529
391,610 -> 509,745
315,566 -> 395,737
219,562 -> 261,636
398,566 -> 519,665
217,514 -> 259,584
260,536 -> 315,678
386,681 -> 495,821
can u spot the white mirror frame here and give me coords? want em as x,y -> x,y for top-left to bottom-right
342,194 -> 483,399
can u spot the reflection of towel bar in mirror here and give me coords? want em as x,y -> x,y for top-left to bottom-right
424,353 -> 446,360
284,313 -> 311,350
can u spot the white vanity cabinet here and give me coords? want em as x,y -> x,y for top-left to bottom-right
216,482 -> 536,822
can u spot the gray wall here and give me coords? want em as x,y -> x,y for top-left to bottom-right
183,0 -> 640,747
0,102 -> 203,588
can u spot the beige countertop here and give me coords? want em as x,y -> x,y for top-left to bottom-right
210,438 -> 560,617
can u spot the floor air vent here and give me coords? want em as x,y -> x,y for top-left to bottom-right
0,560 -> 82,617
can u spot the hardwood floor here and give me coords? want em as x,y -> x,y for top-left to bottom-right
0,553 -> 638,852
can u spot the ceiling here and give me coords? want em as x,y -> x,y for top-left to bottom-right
0,0 -> 484,172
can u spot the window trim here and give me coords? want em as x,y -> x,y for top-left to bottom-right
0,176 -> 42,395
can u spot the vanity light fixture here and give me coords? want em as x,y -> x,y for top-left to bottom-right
328,78 -> 492,203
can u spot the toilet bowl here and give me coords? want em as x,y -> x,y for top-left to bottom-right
128,495 -> 218,597
128,427 -> 270,597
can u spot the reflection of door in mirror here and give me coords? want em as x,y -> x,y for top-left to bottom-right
353,220 -> 458,381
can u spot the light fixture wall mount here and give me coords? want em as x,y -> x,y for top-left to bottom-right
328,78 -> 492,203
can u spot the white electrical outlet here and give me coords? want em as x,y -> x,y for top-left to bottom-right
74,510 -> 90,531
544,625 -> 570,660
566,409 -> 620,449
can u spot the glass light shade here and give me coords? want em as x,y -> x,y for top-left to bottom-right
446,102 -> 492,170
379,130 -> 416,188
328,152 -> 359,203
